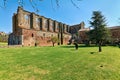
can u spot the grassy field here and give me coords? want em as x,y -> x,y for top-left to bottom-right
0,45 -> 120,80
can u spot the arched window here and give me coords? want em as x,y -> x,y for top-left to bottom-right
32,33 -> 34,37
36,18 -> 40,28
24,14 -> 30,24
44,19 -> 47,28
53,21 -> 56,32
40,18 -> 42,30
24,15 -> 29,20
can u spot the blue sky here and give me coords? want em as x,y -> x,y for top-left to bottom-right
0,0 -> 120,33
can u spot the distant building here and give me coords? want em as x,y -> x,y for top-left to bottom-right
8,7 -> 70,46
78,26 -> 120,44
69,22 -> 85,34
109,26 -> 120,43
69,22 -> 86,43
78,28 -> 90,43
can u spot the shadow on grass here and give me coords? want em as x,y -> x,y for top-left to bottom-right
61,45 -> 98,48
70,49 -> 78,51
90,52 -> 98,54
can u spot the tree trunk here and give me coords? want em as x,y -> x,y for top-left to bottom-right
98,41 -> 102,52
53,43 -> 54,47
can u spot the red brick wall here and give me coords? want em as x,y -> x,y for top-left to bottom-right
22,29 -> 57,46
78,27 -> 120,43
78,30 -> 88,43
110,28 -> 120,42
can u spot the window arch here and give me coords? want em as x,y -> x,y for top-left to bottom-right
32,33 -> 34,37
36,18 -> 40,28
24,14 -> 30,24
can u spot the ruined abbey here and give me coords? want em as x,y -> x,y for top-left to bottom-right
8,7 -> 71,46
8,7 -> 119,46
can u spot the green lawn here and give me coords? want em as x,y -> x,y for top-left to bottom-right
0,45 -> 120,80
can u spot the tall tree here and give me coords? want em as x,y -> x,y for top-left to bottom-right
88,11 -> 110,52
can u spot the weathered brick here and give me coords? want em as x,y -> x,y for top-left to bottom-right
8,7 -> 70,46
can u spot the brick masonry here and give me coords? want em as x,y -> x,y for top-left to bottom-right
8,7 -> 70,46
109,26 -> 120,42
78,26 -> 120,43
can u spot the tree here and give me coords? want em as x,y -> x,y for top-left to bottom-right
47,36 -> 58,47
0,32 -> 8,42
88,11 -> 110,52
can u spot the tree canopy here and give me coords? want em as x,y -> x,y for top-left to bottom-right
88,11 -> 110,52
47,36 -> 58,47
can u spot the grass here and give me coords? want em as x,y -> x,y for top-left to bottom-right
0,45 -> 120,80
